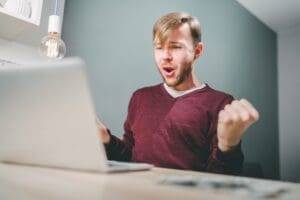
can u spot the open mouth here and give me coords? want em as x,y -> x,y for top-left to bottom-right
164,67 -> 174,73
162,67 -> 176,77
163,67 -> 175,74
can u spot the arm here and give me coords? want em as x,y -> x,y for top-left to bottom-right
206,96 -> 259,174
206,96 -> 244,174
97,93 -> 138,162
206,134 -> 244,175
103,120 -> 134,161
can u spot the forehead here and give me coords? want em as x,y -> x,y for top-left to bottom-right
155,24 -> 193,45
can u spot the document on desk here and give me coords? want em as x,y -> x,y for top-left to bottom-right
159,175 -> 289,198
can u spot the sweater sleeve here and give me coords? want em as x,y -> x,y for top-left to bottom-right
206,95 -> 244,175
104,92 -> 138,161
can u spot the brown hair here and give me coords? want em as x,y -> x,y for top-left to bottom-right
153,12 -> 201,45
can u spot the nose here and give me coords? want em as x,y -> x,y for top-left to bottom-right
162,48 -> 172,61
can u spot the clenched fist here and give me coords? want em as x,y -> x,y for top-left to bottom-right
217,99 -> 259,152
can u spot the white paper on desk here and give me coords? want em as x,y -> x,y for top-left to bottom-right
159,175 -> 288,198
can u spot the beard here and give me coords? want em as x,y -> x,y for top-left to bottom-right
161,64 -> 193,88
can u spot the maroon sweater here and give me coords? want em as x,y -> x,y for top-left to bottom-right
105,84 -> 244,174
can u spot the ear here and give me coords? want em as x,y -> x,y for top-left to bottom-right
194,42 -> 203,59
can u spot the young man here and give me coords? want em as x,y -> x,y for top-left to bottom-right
97,12 -> 259,174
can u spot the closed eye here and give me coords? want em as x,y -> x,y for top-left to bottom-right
170,45 -> 183,49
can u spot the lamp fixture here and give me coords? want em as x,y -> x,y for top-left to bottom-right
39,0 -> 66,59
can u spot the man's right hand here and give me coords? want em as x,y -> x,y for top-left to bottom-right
96,117 -> 111,144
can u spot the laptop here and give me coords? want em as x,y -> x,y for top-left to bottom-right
0,57 -> 153,172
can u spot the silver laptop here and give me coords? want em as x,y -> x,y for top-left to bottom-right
0,57 -> 153,172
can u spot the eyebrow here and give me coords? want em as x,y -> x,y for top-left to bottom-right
153,41 -> 183,46
168,41 -> 182,45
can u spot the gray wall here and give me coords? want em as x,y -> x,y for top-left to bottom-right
62,0 -> 279,179
278,24 -> 300,182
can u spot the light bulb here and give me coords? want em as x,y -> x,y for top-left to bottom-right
40,32 -> 66,59
39,15 -> 66,59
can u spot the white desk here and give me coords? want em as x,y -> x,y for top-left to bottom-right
0,163 -> 299,200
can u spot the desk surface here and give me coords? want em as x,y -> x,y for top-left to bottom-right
0,163 -> 299,200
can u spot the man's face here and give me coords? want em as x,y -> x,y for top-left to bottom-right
154,24 -> 199,90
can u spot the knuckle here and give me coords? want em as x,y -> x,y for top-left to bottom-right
224,104 -> 230,110
232,100 -> 239,105
242,113 -> 250,122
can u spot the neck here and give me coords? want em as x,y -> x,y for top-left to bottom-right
172,72 -> 201,91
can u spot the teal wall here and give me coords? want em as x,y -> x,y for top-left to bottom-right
62,0 -> 278,179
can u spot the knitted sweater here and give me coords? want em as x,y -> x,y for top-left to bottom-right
105,84 -> 244,174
